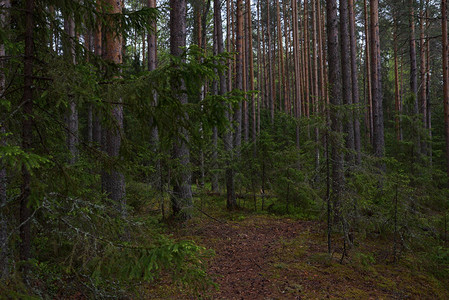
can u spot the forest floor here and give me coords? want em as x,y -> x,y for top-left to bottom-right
144,203 -> 449,299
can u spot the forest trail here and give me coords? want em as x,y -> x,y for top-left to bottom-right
147,214 -> 449,299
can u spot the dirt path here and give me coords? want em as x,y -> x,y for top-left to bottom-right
147,215 -> 448,299
195,217 -> 312,299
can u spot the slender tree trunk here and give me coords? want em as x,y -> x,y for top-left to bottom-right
426,3 -> 432,164
312,0 -> 320,171
102,0 -> 126,216
348,0 -> 361,164
20,0 -> 34,269
283,0 -> 291,114
267,1 -> 274,124
242,3 -> 248,142
419,1 -> 427,155
247,0 -> 256,144
93,0 -> 102,147
276,0 -> 284,111
442,0 -> 449,183
257,0 -> 262,134
394,17 -> 401,141
215,0 -> 235,207
64,14 -> 79,164
370,0 -> 385,160
170,0 -> 193,219
304,0 -> 310,119
0,0 -> 10,279
340,0 -> 355,164
364,0 -> 373,145
410,0 -> 419,115
326,0 -> 344,251
292,0 -> 301,149
235,0 -> 243,151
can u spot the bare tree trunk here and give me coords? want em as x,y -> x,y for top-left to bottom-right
312,0 -> 320,171
93,0 -> 102,147
292,0 -> 301,149
348,0 -> 361,164
102,0 -> 126,216
340,0 -> 354,164
64,14 -> 79,164
394,17 -> 401,141
257,0 -> 262,134
215,0 -> 236,207
410,0 -> 419,115
235,0 -> 244,150
442,0 -> 449,183
276,0 -> 284,112
0,0 -> 10,279
20,0 -> 34,270
247,0 -> 256,144
419,1 -> 427,155
364,0 -> 373,145
267,1 -> 274,124
242,3 -> 248,142
326,0 -> 344,252
170,0 -> 193,219
283,0 -> 291,114
370,0 -> 385,160
426,2 -> 432,164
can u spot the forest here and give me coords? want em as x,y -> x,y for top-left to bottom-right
0,0 -> 449,298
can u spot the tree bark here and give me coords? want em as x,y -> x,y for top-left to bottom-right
326,0 -> 344,251
64,14 -> 79,164
340,0 -> 355,164
292,0 -> 301,149
348,0 -> 361,164
170,0 -> 193,219
442,0 -> 449,183
20,0 -> 34,269
102,0 -> 126,216
410,0 -> 419,115
364,0 -> 373,145
370,0 -> 385,160
235,0 -> 243,150
0,0 -> 10,279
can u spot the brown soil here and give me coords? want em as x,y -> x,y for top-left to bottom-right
146,214 -> 449,299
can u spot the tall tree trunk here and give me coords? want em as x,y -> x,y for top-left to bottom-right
340,0 -> 354,164
394,16 -> 401,141
148,0 -> 161,192
419,1 -> 427,155
235,0 -> 243,150
276,0 -> 284,112
312,0 -> 320,171
442,0 -> 449,183
0,0 -> 10,279
102,0 -> 126,216
242,3 -> 248,142
257,0 -> 262,134
292,0 -> 301,149
64,14 -> 79,164
215,0 -> 236,207
410,0 -> 419,115
170,0 -> 193,219
348,0 -> 361,164
247,0 -> 256,144
20,0 -> 34,269
93,0 -> 102,147
267,1 -> 274,124
364,0 -> 373,145
426,2 -> 432,164
370,0 -> 385,160
283,0 -> 291,114
326,0 -> 344,252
